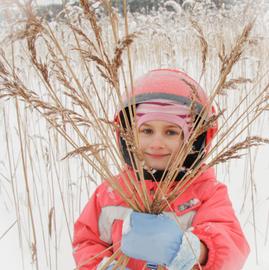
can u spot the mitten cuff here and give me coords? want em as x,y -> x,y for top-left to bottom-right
97,257 -> 130,270
168,231 -> 200,270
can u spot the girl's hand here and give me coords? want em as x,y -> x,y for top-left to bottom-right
191,241 -> 208,269
199,241 -> 208,265
121,212 -> 183,265
121,211 -> 200,268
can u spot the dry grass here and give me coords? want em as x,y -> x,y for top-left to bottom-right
190,18 -> 208,81
0,0 -> 269,269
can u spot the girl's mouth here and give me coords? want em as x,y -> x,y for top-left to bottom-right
145,153 -> 170,159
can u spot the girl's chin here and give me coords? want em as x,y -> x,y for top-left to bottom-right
143,158 -> 171,171
146,163 -> 168,171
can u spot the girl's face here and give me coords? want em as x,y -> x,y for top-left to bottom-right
138,120 -> 184,170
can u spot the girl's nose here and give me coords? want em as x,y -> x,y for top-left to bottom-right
149,134 -> 165,149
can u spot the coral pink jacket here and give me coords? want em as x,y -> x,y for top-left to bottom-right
72,167 -> 250,270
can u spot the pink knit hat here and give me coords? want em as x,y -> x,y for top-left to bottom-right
136,99 -> 192,141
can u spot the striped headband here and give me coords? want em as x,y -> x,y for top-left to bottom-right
136,99 -> 192,141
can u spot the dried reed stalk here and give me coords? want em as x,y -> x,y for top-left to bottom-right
213,20 -> 255,98
190,18 -> 208,81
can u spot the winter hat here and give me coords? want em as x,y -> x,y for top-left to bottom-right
115,69 -> 218,181
136,99 -> 192,142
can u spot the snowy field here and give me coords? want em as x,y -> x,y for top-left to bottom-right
0,1 -> 269,269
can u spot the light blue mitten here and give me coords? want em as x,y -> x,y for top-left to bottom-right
121,212 -> 184,266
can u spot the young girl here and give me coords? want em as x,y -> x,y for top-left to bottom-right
72,69 -> 250,270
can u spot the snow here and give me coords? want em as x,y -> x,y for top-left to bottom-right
0,1 -> 269,269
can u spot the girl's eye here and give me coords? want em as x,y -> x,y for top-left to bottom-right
166,130 -> 180,136
140,128 -> 153,135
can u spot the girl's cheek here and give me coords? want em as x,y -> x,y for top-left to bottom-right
139,136 -> 150,145
138,139 -> 147,150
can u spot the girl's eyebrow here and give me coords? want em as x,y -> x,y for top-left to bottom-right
140,123 -> 151,127
166,125 -> 181,129
140,123 -> 180,129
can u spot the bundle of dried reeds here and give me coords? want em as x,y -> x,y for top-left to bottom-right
0,1 -> 269,269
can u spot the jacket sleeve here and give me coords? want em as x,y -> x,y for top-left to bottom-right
191,182 -> 250,270
72,187 -> 113,270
